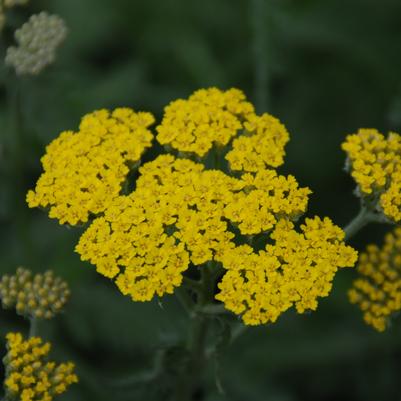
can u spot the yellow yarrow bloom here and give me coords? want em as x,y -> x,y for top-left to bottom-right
156,87 -> 254,157
26,108 -> 154,225
342,128 -> 401,222
28,88 -> 358,326
349,227 -> 401,331
0,267 -> 70,319
3,332 -> 78,401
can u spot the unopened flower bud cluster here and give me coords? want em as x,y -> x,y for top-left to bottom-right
5,11 -> 67,75
0,267 -> 70,319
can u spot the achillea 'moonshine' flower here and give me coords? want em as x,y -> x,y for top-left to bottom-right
3,332 -> 78,401
342,128 -> 401,222
5,12 -> 67,75
26,108 -> 155,225
349,227 -> 401,332
0,267 -> 70,319
156,87 -> 255,157
30,88 -> 358,325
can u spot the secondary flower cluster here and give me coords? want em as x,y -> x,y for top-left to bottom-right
5,12 -> 67,75
3,332 -> 78,401
225,113 -> 289,172
27,108 -> 155,225
342,128 -> 401,222
349,227 -> 401,331
156,88 -> 254,157
28,88 -> 358,325
217,217 -> 356,324
0,267 -> 70,319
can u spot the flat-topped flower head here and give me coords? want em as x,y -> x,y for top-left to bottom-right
342,128 -> 401,222
29,89 -> 358,326
3,332 -> 78,401
26,108 -> 155,225
0,267 -> 70,319
5,12 -> 67,75
156,88 -> 254,157
349,227 -> 401,331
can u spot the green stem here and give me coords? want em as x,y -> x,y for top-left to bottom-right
5,74 -> 33,263
199,303 -> 226,315
343,204 -> 389,241
182,276 -> 203,293
175,286 -> 195,315
29,317 -> 38,337
176,314 -> 210,401
175,267 -> 214,400
231,323 -> 248,343
251,0 -> 269,112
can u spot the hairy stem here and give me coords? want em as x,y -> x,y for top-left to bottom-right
343,204 -> 390,241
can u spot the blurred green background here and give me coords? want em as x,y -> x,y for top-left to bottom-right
1,0 -> 401,400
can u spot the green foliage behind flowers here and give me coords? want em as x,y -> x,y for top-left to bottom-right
2,0 -> 401,400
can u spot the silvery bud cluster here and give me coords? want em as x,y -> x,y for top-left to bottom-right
0,267 -> 70,319
5,11 -> 68,75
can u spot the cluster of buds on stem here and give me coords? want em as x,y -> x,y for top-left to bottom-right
5,11 -> 67,75
0,267 -> 70,319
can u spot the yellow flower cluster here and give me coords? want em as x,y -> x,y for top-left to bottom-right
216,217 -> 357,325
349,227 -> 401,331
76,153 -> 356,324
3,332 -> 78,401
226,169 -> 311,234
29,88 -> 358,325
76,155 -> 238,301
342,128 -> 401,222
156,88 -> 254,157
225,113 -> 289,172
0,268 -> 70,319
26,108 -> 154,225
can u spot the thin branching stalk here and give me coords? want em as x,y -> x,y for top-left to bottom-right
251,0 -> 269,112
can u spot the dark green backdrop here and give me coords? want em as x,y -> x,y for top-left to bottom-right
1,0 -> 401,400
